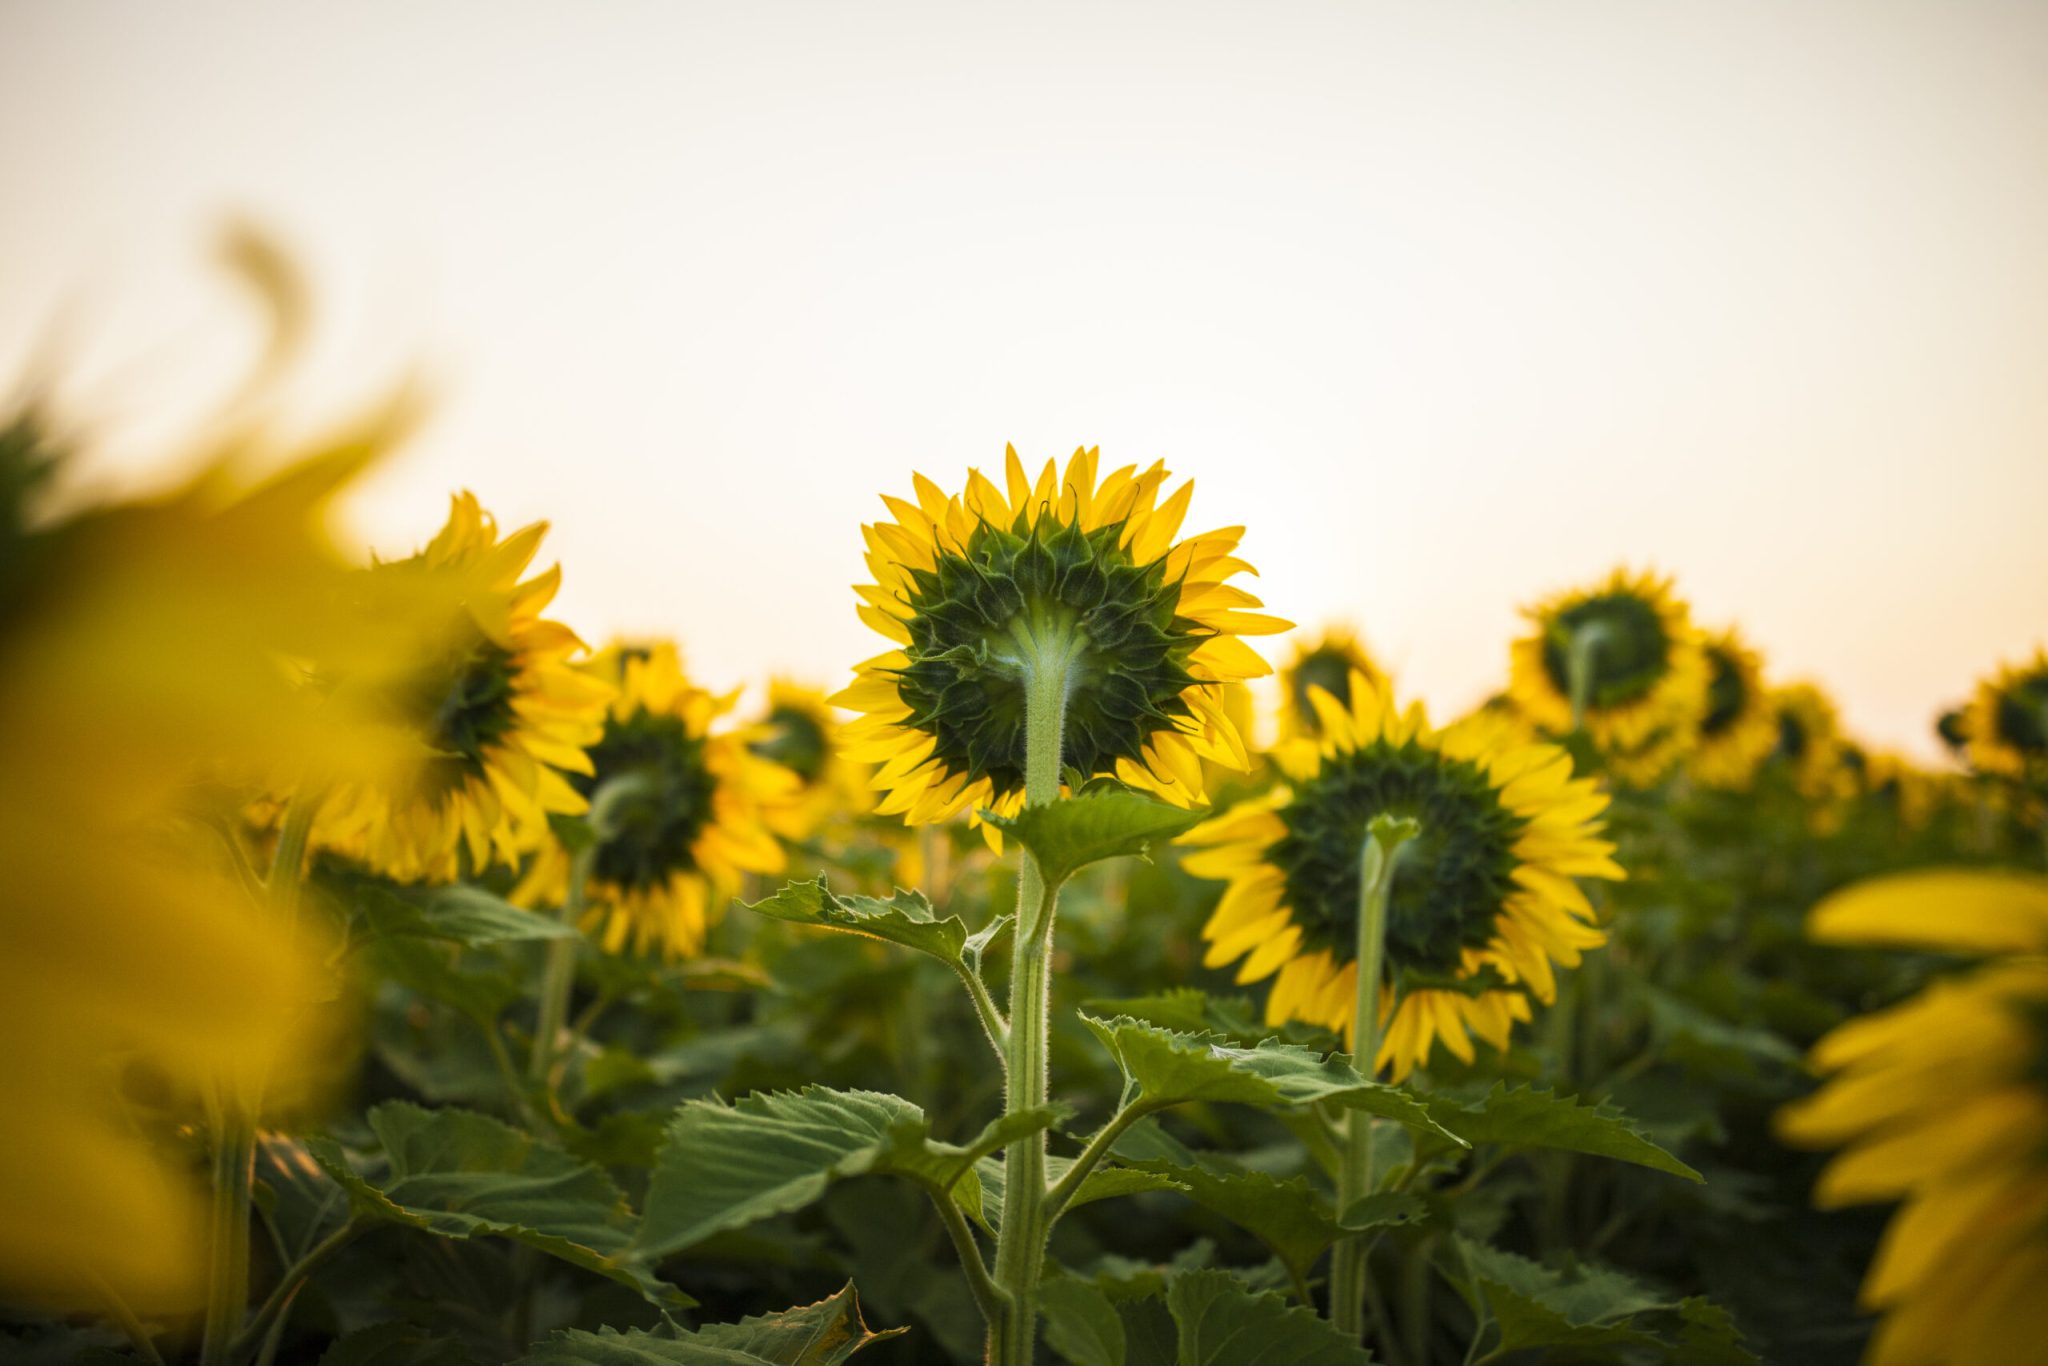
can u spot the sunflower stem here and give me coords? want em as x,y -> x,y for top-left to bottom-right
1564,622 -> 1611,733
988,612 -> 1080,1366
530,842 -> 597,1086
530,774 -> 652,1088
199,788 -> 321,1366
1330,813 -> 1420,1343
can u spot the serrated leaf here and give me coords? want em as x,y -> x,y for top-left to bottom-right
1424,1085 -> 1701,1182
1039,1278 -> 1127,1366
320,1322 -> 478,1366
1121,1156 -> 1341,1289
988,789 -> 1210,887
1084,988 -> 1269,1041
745,878 -> 968,966
973,1154 -> 1185,1233
512,1282 -> 904,1365
637,1086 -> 1065,1257
353,881 -> 574,945
1336,1192 -> 1427,1232
304,1102 -> 686,1308
1081,1014 -> 1465,1145
1166,1270 -> 1375,1364
1673,1296 -> 1761,1366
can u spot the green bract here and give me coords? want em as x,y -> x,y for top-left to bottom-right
1269,741 -> 1525,975
891,509 -> 1204,801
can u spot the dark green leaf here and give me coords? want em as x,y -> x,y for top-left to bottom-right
1039,1277 -> 1127,1366
1167,1270 -> 1375,1364
1081,1014 -> 1464,1145
320,1323 -> 478,1366
638,1086 -> 1065,1257
1424,1085 -> 1701,1182
304,1102 -> 685,1307
512,1282 -> 904,1365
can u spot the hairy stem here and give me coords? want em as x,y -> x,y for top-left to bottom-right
987,612 -> 1078,1366
1330,813 -> 1420,1343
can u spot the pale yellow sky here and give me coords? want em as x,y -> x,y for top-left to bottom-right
4,1 -> 2045,760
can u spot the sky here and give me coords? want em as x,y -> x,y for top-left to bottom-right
3,1 -> 2045,760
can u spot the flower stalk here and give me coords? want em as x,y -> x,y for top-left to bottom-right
1329,812 -> 1420,1341
987,610 -> 1082,1366
200,788 -> 319,1366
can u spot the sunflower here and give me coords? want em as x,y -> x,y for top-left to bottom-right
750,679 -> 873,842
1961,648 -> 2048,783
833,446 -> 1289,835
309,493 -> 614,882
1770,683 -> 1859,831
1180,673 -> 1622,1081
515,643 -> 800,958
1777,869 -> 2048,1366
1280,626 -> 1391,741
1861,751 -> 1944,835
0,398 -> 417,1312
1689,627 -> 1777,790
1508,568 -> 1709,787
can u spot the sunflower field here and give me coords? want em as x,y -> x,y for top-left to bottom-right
5,247 -> 2047,1366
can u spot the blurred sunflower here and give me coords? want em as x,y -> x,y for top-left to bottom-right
1508,568 -> 1708,787
516,643 -> 800,958
1862,750 -> 1943,834
1961,648 -> 2048,782
1778,869 -> 2048,1366
1770,683 -> 1859,831
0,396 -> 418,1313
750,679 -> 873,842
833,446 -> 1288,835
309,493 -> 614,882
1279,626 -> 1390,740
1180,673 -> 1621,1081
1689,628 -> 1776,790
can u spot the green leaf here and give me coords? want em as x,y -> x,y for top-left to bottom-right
1039,1278 -> 1127,1366
973,1154 -> 1185,1233
1336,1192 -> 1427,1232
1448,1240 -> 1763,1362
367,933 -> 522,1023
1167,1270 -> 1375,1364
987,789 -> 1210,887
1084,988 -> 1270,1042
1673,1297 -> 1761,1366
1081,1014 -> 1465,1145
744,878 -> 968,966
1120,1156 -> 1342,1290
637,1086 -> 1066,1257
512,1283 -> 904,1365
1423,1085 -> 1702,1182
304,1102 -> 685,1308
320,1323 -> 478,1366
352,881 -> 574,946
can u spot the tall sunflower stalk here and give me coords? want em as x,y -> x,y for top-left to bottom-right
834,447 -> 1286,1362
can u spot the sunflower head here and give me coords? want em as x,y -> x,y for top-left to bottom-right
516,643 -> 799,958
750,679 -> 873,841
1963,648 -> 2048,782
1180,673 -> 1621,1081
1508,568 -> 1708,787
1280,626 -> 1391,741
310,493 -> 613,882
1778,871 -> 2048,1365
1688,627 -> 1776,790
1769,682 -> 1859,831
834,446 -> 1288,835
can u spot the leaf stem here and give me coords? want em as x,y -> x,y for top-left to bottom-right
927,1184 -> 1010,1330
1043,1100 -> 1160,1224
230,1221 -> 362,1360
955,962 -> 1011,1059
1330,813 -> 1420,1342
